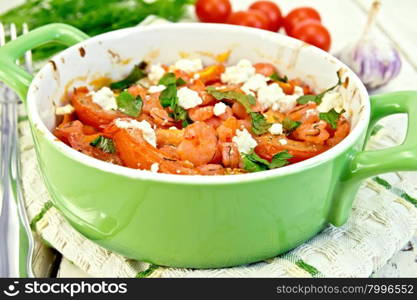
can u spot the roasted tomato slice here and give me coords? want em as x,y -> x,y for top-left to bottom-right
71,86 -> 124,129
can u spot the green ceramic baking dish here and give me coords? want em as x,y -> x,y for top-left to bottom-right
1,23 -> 417,269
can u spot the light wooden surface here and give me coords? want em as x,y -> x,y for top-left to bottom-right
1,0 -> 416,277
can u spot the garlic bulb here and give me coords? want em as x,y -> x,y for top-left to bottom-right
337,1 -> 401,90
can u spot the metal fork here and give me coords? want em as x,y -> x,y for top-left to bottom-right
0,23 -> 34,278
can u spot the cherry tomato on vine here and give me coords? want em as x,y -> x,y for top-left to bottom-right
249,1 -> 283,32
227,10 -> 270,30
290,20 -> 331,51
283,7 -> 321,35
195,0 -> 232,23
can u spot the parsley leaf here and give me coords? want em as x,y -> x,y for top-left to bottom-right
159,82 -> 191,125
206,86 -> 256,112
159,84 -> 177,108
270,73 -> 288,83
319,109 -> 345,129
296,71 -> 343,105
242,152 -> 270,172
282,117 -> 301,133
110,62 -> 147,90
242,150 -> 293,172
158,72 -> 186,86
250,112 -> 272,135
116,91 -> 142,117
269,150 -> 293,168
296,94 -> 325,105
90,136 -> 115,154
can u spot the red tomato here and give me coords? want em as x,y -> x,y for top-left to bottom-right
249,1 -> 283,32
290,20 -> 331,51
195,0 -> 232,23
227,10 -> 270,30
283,7 -> 321,35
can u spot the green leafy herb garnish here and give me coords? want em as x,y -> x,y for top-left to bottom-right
110,62 -> 147,90
158,72 -> 186,86
270,73 -> 288,83
206,86 -> 256,113
250,112 -> 272,135
90,136 -> 115,153
282,117 -> 301,133
269,150 -> 293,168
242,150 -> 293,173
319,109 -> 345,129
159,84 -> 178,108
242,152 -> 270,173
296,71 -> 343,105
158,80 -> 190,124
116,91 -> 143,117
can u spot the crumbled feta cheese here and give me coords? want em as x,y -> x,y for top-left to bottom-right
174,58 -> 203,73
148,64 -> 165,83
258,83 -> 299,113
55,104 -> 74,115
279,139 -> 288,145
90,87 -> 117,111
150,163 -> 159,173
193,73 -> 200,80
241,74 -> 268,95
213,102 -> 227,116
269,123 -> 283,135
177,87 -> 203,109
317,91 -> 344,113
232,128 -> 258,154
293,86 -> 304,96
169,126 -> 177,130
221,59 -> 256,85
148,85 -> 166,93
115,119 -> 156,147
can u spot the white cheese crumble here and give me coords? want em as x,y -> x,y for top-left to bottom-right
305,108 -> 318,118
173,58 -> 203,73
150,163 -> 159,173
193,73 -> 200,80
115,119 -> 156,147
148,85 -> 166,93
221,59 -> 256,85
258,83 -> 304,113
138,78 -> 151,88
55,104 -> 74,115
269,123 -> 283,135
213,102 -> 227,116
90,87 -> 117,111
317,91 -> 344,113
232,128 -> 258,154
279,139 -> 288,145
148,64 -> 166,83
177,87 -> 203,109
241,74 -> 268,96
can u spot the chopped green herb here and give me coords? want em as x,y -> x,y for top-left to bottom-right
242,150 -> 292,173
282,117 -> 301,133
296,94 -> 325,105
296,71 -> 343,105
159,84 -> 178,108
158,72 -> 187,86
169,96 -> 189,123
270,73 -> 288,83
269,150 -> 293,168
116,91 -> 142,117
90,136 -> 116,153
250,112 -> 272,135
319,109 -> 345,129
206,86 -> 256,113
242,152 -> 270,173
110,62 -> 147,90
